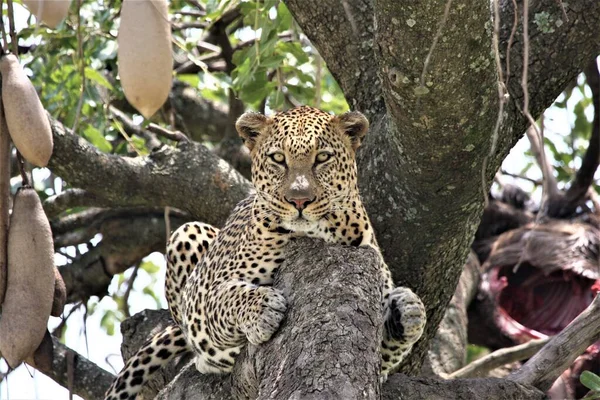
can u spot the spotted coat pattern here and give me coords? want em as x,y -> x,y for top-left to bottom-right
105,106 -> 426,400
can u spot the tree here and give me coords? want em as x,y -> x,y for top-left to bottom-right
0,0 -> 599,399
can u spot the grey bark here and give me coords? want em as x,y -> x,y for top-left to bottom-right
422,251 -> 480,376
115,241 -> 544,400
157,238 -> 384,400
284,0 -> 600,373
58,211 -> 190,303
29,336 -> 115,400
47,116 -> 251,227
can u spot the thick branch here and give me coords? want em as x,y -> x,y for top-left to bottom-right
448,338 -> 549,379
32,336 -> 115,400
287,0 -> 600,374
423,251 -> 480,376
558,58 -> 600,214
59,212 -> 190,303
47,116 -> 251,227
383,374 -> 544,400
509,294 -> 600,391
158,238 -> 384,399
44,189 -> 116,219
118,241 -> 543,400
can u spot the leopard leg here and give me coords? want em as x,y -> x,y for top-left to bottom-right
104,325 -> 189,400
166,222 -> 218,325
183,280 -> 287,374
380,264 -> 426,381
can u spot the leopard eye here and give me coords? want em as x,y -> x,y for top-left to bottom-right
269,152 -> 286,164
315,152 -> 332,164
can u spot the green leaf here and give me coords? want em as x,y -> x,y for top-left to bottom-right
85,67 -> 114,90
100,310 -> 116,336
581,371 -> 600,391
177,74 -> 200,88
140,260 -> 160,274
277,42 -> 309,65
83,125 -> 113,153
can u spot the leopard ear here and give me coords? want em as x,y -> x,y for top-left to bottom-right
333,111 -> 369,150
236,112 -> 270,151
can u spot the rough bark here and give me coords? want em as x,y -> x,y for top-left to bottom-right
58,211 -> 190,303
31,336 -> 115,400
117,241 -> 544,400
285,0 -> 600,373
423,251 -> 480,376
157,238 -> 384,400
47,116 -> 251,227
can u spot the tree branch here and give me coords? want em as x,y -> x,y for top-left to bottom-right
286,0 -> 600,374
448,338 -> 549,379
158,238 -> 384,399
47,115 -> 251,227
44,189 -> 116,219
31,335 -> 115,400
423,251 -> 480,376
509,294 -> 600,391
109,241 -> 543,400
525,124 -> 559,197
59,211 -> 190,303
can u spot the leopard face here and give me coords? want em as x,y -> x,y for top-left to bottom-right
236,106 -> 369,232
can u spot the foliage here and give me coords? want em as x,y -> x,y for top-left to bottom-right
581,370 -> 600,400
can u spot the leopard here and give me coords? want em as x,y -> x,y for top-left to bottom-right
105,106 -> 426,400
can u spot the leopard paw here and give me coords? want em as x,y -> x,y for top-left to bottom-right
384,287 -> 426,345
242,287 -> 287,345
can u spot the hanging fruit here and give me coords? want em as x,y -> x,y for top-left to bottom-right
0,54 -> 53,167
22,0 -> 72,29
0,187 -> 55,368
118,0 -> 173,119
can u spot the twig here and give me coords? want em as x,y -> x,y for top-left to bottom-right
72,0 -> 86,134
147,123 -> 189,142
504,0 -> 519,88
6,0 -> 18,55
314,54 -> 322,108
52,302 -> 84,337
481,0 -> 508,207
448,338 -> 549,379
555,0 -> 568,22
499,169 -> 542,185
0,0 -> 8,53
562,60 -> 600,208
525,124 -> 558,196
121,263 -> 140,318
509,294 -> 600,391
419,0 -> 453,91
0,99 -> 10,305
340,0 -> 358,35
108,105 -> 162,149
171,21 -> 208,31
15,151 -> 30,187
164,206 -> 171,247
521,0 -> 555,206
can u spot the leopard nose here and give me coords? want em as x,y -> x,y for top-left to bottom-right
285,196 -> 314,211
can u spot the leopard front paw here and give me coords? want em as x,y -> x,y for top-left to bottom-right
384,287 -> 426,345
242,287 -> 287,345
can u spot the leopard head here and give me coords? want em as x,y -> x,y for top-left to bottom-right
236,106 -> 368,232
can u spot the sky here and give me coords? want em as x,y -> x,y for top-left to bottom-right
0,2 -> 598,400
